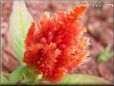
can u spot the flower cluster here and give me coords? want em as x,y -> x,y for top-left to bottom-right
23,3 -> 89,82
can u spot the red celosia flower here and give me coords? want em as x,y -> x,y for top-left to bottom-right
23,2 -> 89,82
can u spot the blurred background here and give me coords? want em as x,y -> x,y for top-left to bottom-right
1,0 -> 114,83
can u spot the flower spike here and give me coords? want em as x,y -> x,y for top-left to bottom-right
23,2 -> 89,82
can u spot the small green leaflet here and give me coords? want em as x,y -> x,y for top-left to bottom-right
36,73 -> 43,80
34,73 -> 43,84
9,1 -> 33,65
58,74 -> 110,84
97,45 -> 113,63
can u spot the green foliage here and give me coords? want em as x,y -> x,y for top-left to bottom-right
9,66 -> 25,84
36,73 -> 43,80
1,73 -> 9,84
7,66 -> 42,84
9,1 -> 33,65
21,77 -> 34,84
21,67 -> 35,84
97,45 -> 113,63
58,74 -> 110,84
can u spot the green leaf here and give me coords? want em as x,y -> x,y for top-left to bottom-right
97,45 -> 113,63
9,66 -> 40,84
36,73 -> 43,80
9,1 -> 33,65
21,77 -> 34,84
34,73 -> 43,84
1,73 -> 9,84
9,66 -> 25,84
20,66 -> 35,84
58,74 -> 110,84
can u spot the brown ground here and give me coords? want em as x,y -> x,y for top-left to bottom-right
1,0 -> 114,83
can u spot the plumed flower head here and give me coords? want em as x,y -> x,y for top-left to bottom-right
23,2 -> 89,82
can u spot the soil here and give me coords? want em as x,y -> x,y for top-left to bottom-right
1,0 -> 114,83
